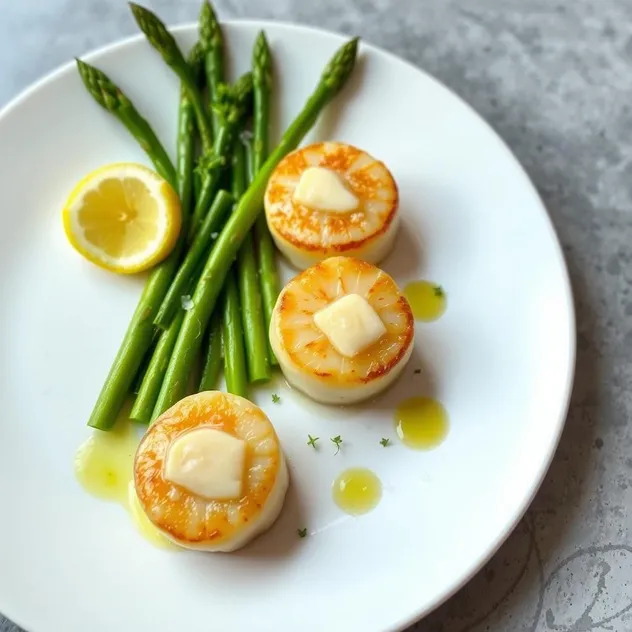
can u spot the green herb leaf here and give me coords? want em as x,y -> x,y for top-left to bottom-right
297,528 -> 308,538
331,435 -> 343,455
380,438 -> 391,447
433,285 -> 445,298
271,393 -> 281,403
307,434 -> 319,449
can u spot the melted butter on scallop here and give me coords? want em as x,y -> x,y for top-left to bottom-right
270,256 -> 414,404
134,391 -> 289,552
264,142 -> 399,268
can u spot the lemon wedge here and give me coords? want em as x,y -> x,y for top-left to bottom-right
62,163 -> 181,274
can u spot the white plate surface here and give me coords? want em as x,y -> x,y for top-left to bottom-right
0,20 -> 574,632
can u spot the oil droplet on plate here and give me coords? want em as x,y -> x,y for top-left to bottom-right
74,421 -> 137,503
403,280 -> 446,322
332,468 -> 382,515
74,421 -> 175,550
394,397 -> 448,449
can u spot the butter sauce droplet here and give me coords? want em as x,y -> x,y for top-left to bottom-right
332,467 -> 382,515
74,420 -> 137,503
403,280 -> 447,322
394,396 -> 449,450
74,417 -> 175,549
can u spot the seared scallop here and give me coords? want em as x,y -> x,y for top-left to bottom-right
134,391 -> 289,552
270,256 -> 414,404
264,142 -> 399,269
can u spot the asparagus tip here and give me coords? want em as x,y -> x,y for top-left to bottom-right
128,2 -> 147,26
346,36 -> 360,54
321,36 -> 360,95
199,0 -> 215,16
75,57 -> 91,85
129,2 -> 158,26
253,30 -> 271,66
199,0 -> 223,49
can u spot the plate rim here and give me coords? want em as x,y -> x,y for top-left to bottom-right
0,18 -> 576,632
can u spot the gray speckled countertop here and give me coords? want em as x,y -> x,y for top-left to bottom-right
2,1 -> 631,631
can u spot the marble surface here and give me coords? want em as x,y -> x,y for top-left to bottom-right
2,0 -> 632,630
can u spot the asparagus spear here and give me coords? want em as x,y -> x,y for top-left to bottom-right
130,3 -> 252,238
199,1 -> 224,136
76,59 -> 176,187
231,139 -> 270,383
198,310 -> 223,391
154,74 -> 253,330
222,270 -> 248,397
190,73 -> 253,233
177,43 -> 204,213
131,340 -> 156,395
77,45 -> 204,430
131,311 -> 183,423
129,43 -> 205,423
76,60 -> 179,430
129,2 -> 214,153
155,190 -> 233,329
152,37 -> 360,414
222,146 -> 249,397
251,32 -> 280,366
129,42 -> 211,422
86,257 -> 178,429
238,137 -> 272,382
218,140 -> 249,397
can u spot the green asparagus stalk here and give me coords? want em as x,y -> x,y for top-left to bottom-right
77,45 -> 204,430
131,310 -> 184,423
193,170 -> 203,204
128,43 -> 204,423
87,260 -> 180,430
129,3 -> 214,153
190,73 -> 253,233
220,140 -> 250,397
77,60 -> 179,430
130,4 -> 252,239
199,1 -> 224,136
251,32 -> 280,366
155,190 -> 233,329
232,139 -> 270,383
222,270 -> 248,397
76,59 -> 176,187
152,37 -> 360,414
177,43 -> 204,213
231,135 -> 248,204
198,310 -> 223,391
238,138 -> 272,382
131,340 -> 157,395
252,32 -> 271,174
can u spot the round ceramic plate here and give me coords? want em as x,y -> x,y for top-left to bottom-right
0,20 -> 574,632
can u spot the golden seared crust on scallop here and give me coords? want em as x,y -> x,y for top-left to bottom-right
134,392 -> 284,550
264,142 -> 399,267
273,256 -> 414,388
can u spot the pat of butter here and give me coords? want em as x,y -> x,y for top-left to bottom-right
293,167 -> 359,213
314,293 -> 386,358
164,428 -> 246,500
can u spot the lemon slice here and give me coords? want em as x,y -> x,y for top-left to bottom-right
62,163 -> 181,274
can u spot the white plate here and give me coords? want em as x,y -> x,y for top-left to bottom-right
0,20 -> 574,632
